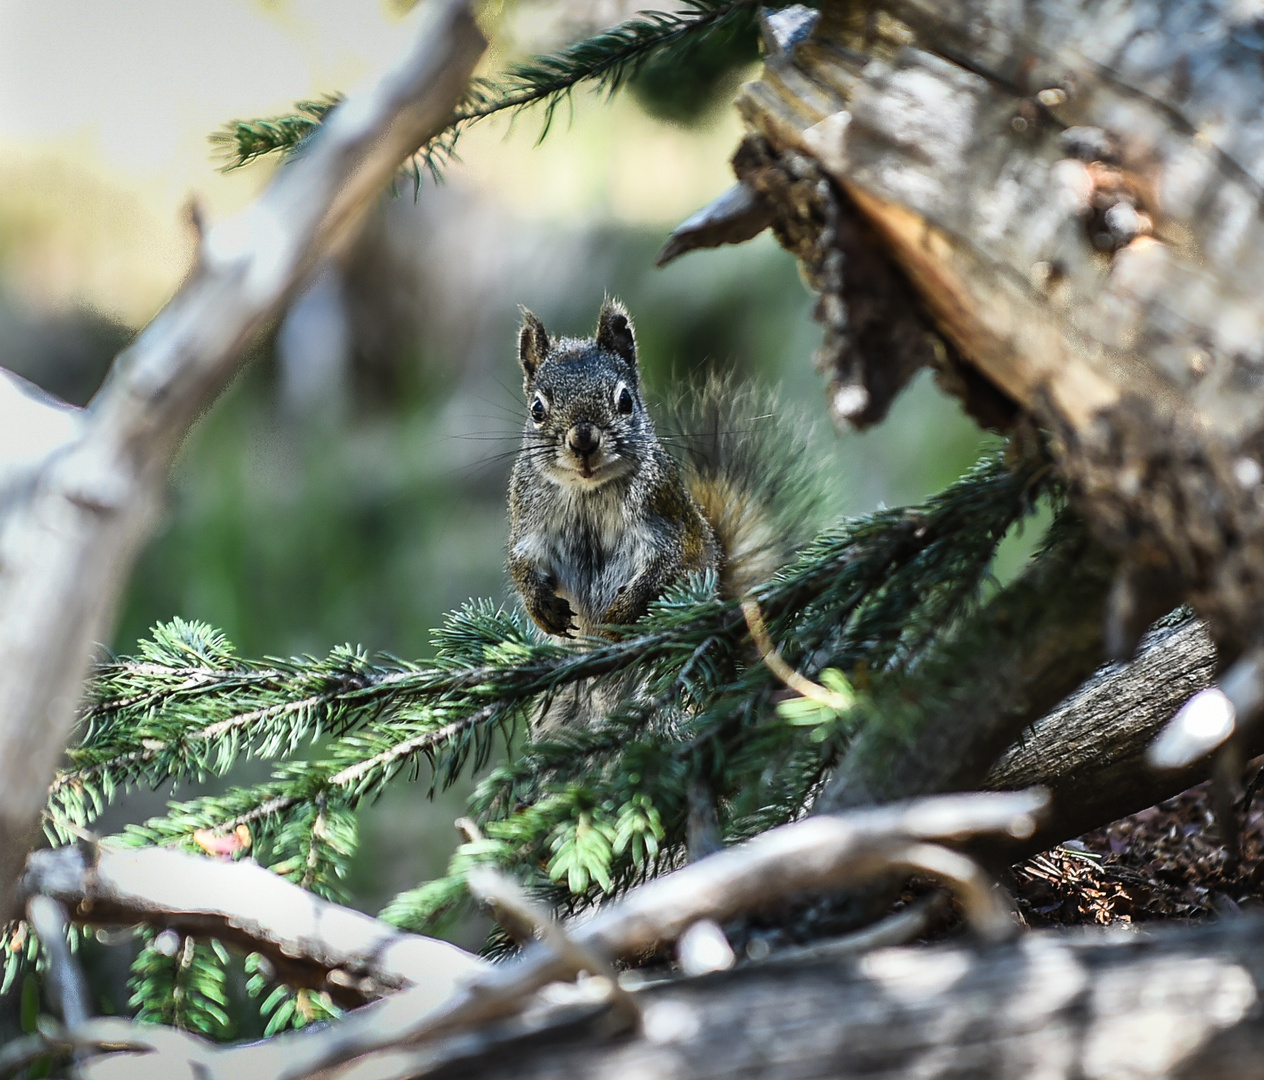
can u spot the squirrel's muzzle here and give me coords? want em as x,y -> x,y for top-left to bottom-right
567,423 -> 600,457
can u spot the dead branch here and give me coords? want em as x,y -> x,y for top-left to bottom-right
0,0 -> 485,914
75,790 -> 1045,1080
25,895 -> 89,1033
18,845 -> 484,1009
758,892 -> 948,965
984,613 -> 1231,855
816,599 -> 1232,859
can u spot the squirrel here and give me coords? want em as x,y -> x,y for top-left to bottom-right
508,298 -> 817,641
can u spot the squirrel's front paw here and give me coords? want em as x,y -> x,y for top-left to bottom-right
535,592 -> 576,638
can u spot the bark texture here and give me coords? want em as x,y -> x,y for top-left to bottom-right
405,917 -> 1264,1080
985,613 -> 1227,852
736,0 -> 1264,646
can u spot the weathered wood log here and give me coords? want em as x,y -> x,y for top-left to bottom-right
384,915 -> 1264,1080
820,594 -> 1232,857
729,0 -> 1264,650
985,613 -> 1228,852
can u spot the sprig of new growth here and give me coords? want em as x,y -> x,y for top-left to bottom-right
212,1 -> 758,180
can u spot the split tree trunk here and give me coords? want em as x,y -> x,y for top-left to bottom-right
738,0 -> 1264,649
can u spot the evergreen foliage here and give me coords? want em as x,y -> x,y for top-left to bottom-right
129,932 -> 234,1038
212,1 -> 762,183
8,445 -> 1054,1032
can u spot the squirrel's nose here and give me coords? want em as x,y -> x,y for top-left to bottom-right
568,423 -> 599,456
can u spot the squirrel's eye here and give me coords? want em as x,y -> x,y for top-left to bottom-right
616,386 -> 634,415
530,395 -> 547,423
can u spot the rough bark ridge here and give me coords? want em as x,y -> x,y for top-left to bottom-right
985,613 -> 1225,851
737,0 -> 1264,646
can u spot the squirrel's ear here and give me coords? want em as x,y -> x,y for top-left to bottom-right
518,309 -> 550,382
596,299 -> 637,370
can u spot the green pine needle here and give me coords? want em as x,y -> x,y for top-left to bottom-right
211,1 -> 758,182
18,444 -> 1054,1017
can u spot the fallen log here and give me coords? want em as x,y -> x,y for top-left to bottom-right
401,915 -> 1264,1080
721,0 -> 1264,650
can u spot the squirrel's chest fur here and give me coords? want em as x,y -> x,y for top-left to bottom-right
511,473 -> 662,631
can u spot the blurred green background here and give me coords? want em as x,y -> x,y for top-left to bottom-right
0,0 -> 992,923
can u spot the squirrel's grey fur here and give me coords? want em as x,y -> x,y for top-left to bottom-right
507,298 -> 818,643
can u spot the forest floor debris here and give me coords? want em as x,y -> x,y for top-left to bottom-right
1012,778 -> 1264,927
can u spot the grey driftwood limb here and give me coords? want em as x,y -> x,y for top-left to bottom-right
984,613 -> 1227,854
0,0 -> 486,914
18,845 -> 485,1009
732,0 -> 1264,648
819,598 -> 1230,855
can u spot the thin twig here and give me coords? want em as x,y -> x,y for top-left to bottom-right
27,896 -> 90,1032
466,868 -> 640,1027
741,598 -> 851,709
757,892 -> 948,965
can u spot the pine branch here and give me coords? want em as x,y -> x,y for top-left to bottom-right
129,931 -> 234,1039
28,445 -> 1046,1010
212,1 -> 758,181
211,97 -> 339,171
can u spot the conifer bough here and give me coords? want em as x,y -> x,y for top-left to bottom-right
214,1 -> 761,184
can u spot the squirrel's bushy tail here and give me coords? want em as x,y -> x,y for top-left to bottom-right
665,374 -> 830,598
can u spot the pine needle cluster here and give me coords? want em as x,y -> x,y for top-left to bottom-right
8,445 -> 1052,1036
211,1 -> 760,185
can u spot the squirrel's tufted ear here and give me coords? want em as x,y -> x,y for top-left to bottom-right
595,298 -> 637,370
518,309 -> 550,382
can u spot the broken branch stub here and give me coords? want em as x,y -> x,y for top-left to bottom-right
732,0 -> 1264,647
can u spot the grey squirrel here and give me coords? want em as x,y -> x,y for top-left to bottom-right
508,298 -> 818,640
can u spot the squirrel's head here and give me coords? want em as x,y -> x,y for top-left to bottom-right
517,299 -> 653,490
